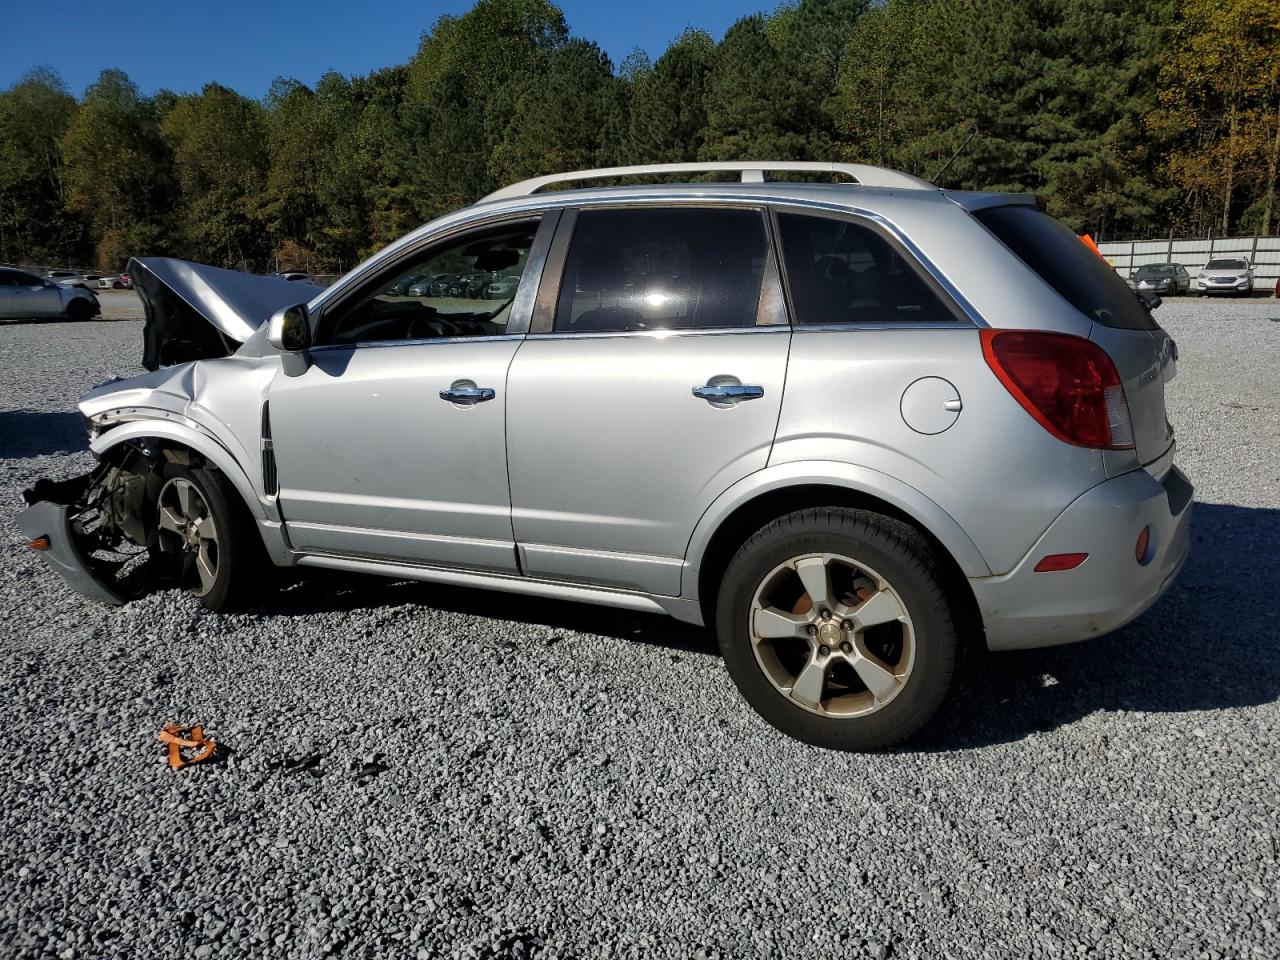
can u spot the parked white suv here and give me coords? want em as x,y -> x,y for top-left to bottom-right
19,162 -> 1192,749
1196,257 -> 1254,295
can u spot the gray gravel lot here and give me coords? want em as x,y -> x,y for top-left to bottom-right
2,298 -> 1278,959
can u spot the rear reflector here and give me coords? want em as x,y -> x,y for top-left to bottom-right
1034,552 -> 1088,572
981,329 -> 1135,450
27,536 -> 50,550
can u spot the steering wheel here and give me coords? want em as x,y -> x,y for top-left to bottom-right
407,315 -> 465,339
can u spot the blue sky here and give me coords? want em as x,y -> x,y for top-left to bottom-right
1,0 -> 764,99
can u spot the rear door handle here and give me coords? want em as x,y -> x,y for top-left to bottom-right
692,383 -> 765,403
440,381 -> 496,404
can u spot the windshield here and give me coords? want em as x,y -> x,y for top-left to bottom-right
974,205 -> 1158,331
1205,259 -> 1246,270
1135,265 -> 1175,278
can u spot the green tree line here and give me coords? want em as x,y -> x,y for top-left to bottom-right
1,0 -> 1277,272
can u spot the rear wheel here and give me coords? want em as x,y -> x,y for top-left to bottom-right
716,508 -> 957,751
152,464 -> 261,610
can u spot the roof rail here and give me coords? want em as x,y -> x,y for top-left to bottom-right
480,161 -> 935,203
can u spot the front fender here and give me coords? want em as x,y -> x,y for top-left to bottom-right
90,419 -> 270,522
681,460 -> 992,599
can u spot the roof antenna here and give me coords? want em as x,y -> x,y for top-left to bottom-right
928,122 -> 978,187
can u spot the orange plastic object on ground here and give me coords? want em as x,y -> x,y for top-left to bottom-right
158,723 -> 216,770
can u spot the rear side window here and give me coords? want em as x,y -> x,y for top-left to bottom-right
974,205 -> 1157,331
554,207 -> 768,333
776,212 -> 958,325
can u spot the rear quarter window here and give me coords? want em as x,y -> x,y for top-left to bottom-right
775,212 -> 959,325
974,205 -> 1158,331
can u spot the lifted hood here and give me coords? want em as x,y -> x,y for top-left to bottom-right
130,257 -> 321,371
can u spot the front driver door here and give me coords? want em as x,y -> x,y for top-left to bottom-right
268,214 -> 555,572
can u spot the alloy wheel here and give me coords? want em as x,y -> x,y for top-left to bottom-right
156,477 -> 220,597
748,553 -> 915,718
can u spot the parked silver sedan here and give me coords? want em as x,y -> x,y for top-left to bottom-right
18,161 -> 1192,750
0,267 -> 101,321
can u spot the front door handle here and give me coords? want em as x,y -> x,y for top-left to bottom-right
692,383 -> 765,404
440,381 -> 496,404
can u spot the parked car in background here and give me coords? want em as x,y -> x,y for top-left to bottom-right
407,275 -> 440,298
450,272 -> 490,298
1196,257 -> 1253,296
17,161 -> 1192,751
97,274 -> 133,290
483,274 -> 521,299
427,274 -> 459,296
1127,263 -> 1190,296
1,268 -> 100,321
44,270 -> 95,291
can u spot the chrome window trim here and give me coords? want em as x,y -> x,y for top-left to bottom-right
309,333 -> 526,354
791,320 -> 976,333
528,325 -> 792,343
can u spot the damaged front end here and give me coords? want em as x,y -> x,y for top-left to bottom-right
18,441 -> 173,605
20,256 -> 311,605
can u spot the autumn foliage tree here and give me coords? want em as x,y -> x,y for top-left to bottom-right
1154,0 -> 1280,235
2,0 -> 1279,271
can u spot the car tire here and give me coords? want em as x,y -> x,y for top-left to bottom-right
152,463 -> 263,611
715,508 -> 958,751
65,299 -> 93,323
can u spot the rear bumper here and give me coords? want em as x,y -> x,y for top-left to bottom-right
971,464 -> 1193,651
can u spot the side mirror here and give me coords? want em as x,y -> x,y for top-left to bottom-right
1137,289 -> 1162,310
267,303 -> 312,377
267,303 -> 312,352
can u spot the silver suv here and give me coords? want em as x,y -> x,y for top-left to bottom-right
1195,257 -> 1253,296
19,162 -> 1193,750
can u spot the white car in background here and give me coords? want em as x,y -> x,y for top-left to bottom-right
44,270 -> 94,291
1,267 -> 101,321
1195,257 -> 1254,296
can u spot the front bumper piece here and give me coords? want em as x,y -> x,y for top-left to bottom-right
17,473 -> 127,605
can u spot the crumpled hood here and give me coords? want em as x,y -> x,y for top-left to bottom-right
130,257 -> 321,371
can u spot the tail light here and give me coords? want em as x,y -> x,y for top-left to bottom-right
981,329 -> 1134,450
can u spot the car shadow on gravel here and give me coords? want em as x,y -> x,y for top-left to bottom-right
243,502 -> 1278,747
253,569 -> 718,656
910,502 -> 1280,751
0,410 -> 87,458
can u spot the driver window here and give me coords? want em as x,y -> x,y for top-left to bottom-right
320,220 -> 539,346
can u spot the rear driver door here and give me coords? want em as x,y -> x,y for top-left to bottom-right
505,205 -> 791,597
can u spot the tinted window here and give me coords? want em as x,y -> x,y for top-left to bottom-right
776,213 -> 957,325
554,208 -> 768,333
1134,265 -> 1174,278
1205,259 -> 1247,270
320,221 -> 539,346
974,205 -> 1157,331
0,270 -> 39,287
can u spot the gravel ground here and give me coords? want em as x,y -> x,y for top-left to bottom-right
1,298 -> 1278,960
